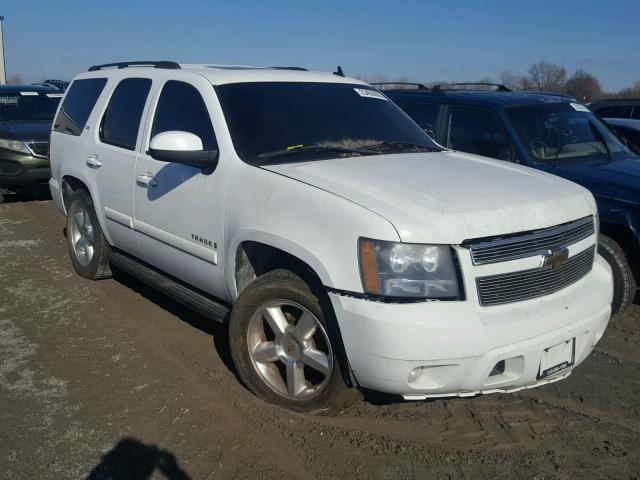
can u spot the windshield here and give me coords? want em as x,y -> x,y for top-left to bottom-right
0,91 -> 62,121
507,103 -> 630,163
216,82 -> 440,164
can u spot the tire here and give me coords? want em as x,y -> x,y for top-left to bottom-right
229,269 -> 357,414
598,234 -> 636,315
66,189 -> 112,280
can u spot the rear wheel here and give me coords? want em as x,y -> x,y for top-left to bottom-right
66,189 -> 112,280
229,269 -> 356,414
598,234 -> 636,314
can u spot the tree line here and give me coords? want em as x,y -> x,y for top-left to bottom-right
362,61 -> 640,103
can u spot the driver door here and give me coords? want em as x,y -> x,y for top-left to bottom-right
133,74 -> 227,299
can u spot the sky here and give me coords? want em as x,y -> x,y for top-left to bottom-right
1,0 -> 638,91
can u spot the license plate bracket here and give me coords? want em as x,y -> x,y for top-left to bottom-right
537,338 -> 575,380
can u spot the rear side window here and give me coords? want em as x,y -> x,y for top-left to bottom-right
398,102 -> 440,135
612,125 -> 640,154
100,78 -> 152,150
54,78 -> 107,136
632,107 -> 640,120
445,106 -> 515,160
594,105 -> 632,119
151,81 -> 217,150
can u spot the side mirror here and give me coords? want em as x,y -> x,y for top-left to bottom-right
148,131 -> 219,172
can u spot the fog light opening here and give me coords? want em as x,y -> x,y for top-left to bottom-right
408,366 -> 423,383
489,360 -> 506,377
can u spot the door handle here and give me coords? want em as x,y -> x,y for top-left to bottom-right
86,154 -> 102,168
136,173 -> 158,187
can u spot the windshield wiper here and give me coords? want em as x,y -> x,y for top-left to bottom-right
366,141 -> 439,153
258,145 -> 376,162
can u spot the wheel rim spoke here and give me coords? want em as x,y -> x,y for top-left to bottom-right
293,312 -> 317,342
301,347 -> 331,376
286,360 -> 306,397
74,211 -> 84,231
263,306 -> 289,336
252,341 -> 279,363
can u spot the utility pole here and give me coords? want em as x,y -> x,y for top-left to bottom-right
0,16 -> 6,84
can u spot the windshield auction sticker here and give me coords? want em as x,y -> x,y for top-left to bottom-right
354,88 -> 388,100
570,103 -> 590,112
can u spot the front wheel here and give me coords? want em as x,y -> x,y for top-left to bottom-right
598,234 -> 636,315
229,269 -> 356,414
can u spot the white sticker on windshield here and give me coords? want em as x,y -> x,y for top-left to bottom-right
20,91 -> 39,96
570,102 -> 590,112
46,93 -> 63,98
354,88 -> 388,101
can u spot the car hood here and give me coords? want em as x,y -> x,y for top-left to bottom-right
0,120 -> 52,141
262,151 -> 595,244
543,154 -> 640,207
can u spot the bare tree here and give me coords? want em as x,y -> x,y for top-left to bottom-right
498,70 -> 525,90
565,70 -> 603,102
618,80 -> 640,98
6,74 -> 24,84
527,61 -> 567,92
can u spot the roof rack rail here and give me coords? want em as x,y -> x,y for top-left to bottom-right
371,82 -> 430,90
270,66 -> 308,71
88,61 -> 181,72
432,82 -> 511,92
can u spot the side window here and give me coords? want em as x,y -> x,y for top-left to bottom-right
632,107 -> 640,120
613,126 -> 640,154
594,105 -> 632,119
445,106 -> 515,161
398,102 -> 440,137
151,81 -> 217,150
100,78 -> 152,150
54,78 -> 107,136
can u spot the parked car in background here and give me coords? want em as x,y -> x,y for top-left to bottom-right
383,83 -> 639,313
590,99 -> 640,120
604,118 -> 640,155
49,62 -> 612,412
0,84 -> 63,203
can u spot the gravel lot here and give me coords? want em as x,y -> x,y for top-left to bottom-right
1,198 -> 639,479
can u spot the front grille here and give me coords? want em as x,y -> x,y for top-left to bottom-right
27,142 -> 49,158
467,216 -> 595,265
476,248 -> 595,306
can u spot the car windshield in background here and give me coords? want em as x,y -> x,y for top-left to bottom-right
507,103 -> 629,163
0,92 -> 62,121
216,82 -> 440,164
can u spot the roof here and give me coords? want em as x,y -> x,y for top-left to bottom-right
78,62 -> 366,86
590,98 -> 640,107
384,88 -> 577,108
0,84 -> 60,93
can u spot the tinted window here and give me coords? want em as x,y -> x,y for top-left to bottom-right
216,82 -> 440,164
632,107 -> 640,120
54,78 -> 107,135
445,106 -> 514,160
508,104 -> 629,163
594,105 -> 632,119
151,81 -> 217,150
0,91 -> 60,122
100,78 -> 151,150
398,102 -> 440,136
612,125 -> 640,155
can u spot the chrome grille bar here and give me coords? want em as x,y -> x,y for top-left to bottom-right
466,216 -> 594,265
476,248 -> 595,306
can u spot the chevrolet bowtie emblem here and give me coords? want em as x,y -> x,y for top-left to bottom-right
542,247 -> 569,270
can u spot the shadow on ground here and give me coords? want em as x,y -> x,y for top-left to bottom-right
86,438 -> 191,480
0,185 -> 52,204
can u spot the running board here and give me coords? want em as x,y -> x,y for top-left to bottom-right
109,252 -> 230,322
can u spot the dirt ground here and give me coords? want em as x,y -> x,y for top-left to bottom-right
1,197 -> 639,480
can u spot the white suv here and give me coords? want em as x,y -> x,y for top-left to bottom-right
49,61 -> 613,413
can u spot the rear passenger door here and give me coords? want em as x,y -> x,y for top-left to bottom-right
88,74 -> 154,258
133,74 -> 228,299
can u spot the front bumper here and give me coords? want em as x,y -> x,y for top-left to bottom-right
329,254 -> 612,399
0,150 -> 50,188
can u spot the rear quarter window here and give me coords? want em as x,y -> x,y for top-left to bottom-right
54,78 -> 107,136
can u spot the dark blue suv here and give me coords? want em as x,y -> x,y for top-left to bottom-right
382,83 -> 640,313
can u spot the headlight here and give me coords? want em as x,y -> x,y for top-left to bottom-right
358,238 -> 462,299
0,138 -> 31,155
